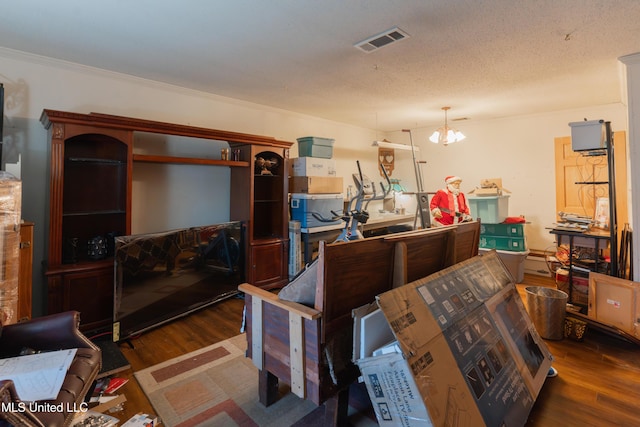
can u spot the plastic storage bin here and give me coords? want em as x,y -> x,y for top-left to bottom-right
297,136 -> 335,158
479,235 -> 526,251
291,193 -> 343,228
468,195 -> 509,224
480,248 -> 529,283
480,223 -> 524,237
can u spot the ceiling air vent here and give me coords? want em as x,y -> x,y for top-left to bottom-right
354,27 -> 410,53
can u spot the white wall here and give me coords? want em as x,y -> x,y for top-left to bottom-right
386,104 -> 628,253
0,47 -> 630,315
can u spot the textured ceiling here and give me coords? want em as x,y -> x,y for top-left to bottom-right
1,0 -> 639,131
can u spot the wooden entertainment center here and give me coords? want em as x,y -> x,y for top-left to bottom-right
41,110 -> 292,330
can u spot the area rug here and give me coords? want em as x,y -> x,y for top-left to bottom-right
135,334 -> 377,427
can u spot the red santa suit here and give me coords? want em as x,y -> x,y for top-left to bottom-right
430,176 -> 471,225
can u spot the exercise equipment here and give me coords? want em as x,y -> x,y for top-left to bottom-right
312,160 -> 391,242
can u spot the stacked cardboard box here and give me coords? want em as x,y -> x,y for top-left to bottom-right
289,155 -> 344,228
289,156 -> 343,194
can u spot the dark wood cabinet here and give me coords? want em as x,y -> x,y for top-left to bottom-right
230,144 -> 291,289
42,110 -> 292,329
41,111 -> 133,331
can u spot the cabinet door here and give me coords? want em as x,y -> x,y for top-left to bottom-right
52,265 -> 114,331
250,240 -> 287,288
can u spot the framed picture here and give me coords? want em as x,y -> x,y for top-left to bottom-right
593,197 -> 609,229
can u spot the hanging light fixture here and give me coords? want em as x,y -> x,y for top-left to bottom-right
429,106 -> 466,146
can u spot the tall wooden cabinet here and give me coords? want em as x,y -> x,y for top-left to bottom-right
230,143 -> 290,289
41,109 -> 292,330
41,110 -> 133,331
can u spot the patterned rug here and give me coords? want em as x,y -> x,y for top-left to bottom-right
135,334 -> 377,427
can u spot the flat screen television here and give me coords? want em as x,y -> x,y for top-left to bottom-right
113,221 -> 244,342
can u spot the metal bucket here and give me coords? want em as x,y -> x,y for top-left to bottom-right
525,286 -> 568,340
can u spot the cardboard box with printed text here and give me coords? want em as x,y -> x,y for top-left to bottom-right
353,251 -> 553,427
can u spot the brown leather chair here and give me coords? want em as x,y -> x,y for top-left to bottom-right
0,311 -> 102,427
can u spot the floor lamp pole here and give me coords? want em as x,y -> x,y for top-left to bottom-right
403,129 -> 430,228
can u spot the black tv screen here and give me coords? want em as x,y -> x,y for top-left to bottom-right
113,221 -> 244,342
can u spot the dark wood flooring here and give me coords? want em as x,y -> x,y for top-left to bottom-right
108,274 -> 640,426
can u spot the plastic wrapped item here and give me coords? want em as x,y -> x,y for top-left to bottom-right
0,172 -> 21,325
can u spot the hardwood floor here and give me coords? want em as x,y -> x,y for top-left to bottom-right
108,275 -> 640,426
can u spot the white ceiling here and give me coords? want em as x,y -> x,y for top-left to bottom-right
1,0 -> 639,131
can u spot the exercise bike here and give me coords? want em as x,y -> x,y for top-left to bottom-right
312,160 -> 391,242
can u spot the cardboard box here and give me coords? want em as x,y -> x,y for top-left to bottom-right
290,157 -> 337,177
468,178 -> 510,196
588,272 -> 640,339
289,176 -> 343,194
354,252 -> 552,427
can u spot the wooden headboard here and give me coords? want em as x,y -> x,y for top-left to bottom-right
316,236 -> 396,342
313,222 -> 480,342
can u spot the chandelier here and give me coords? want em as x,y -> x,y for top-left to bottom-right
429,106 -> 466,145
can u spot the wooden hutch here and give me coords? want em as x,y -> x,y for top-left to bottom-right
41,110 -> 291,330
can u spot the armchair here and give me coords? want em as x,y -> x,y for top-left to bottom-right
0,311 -> 102,427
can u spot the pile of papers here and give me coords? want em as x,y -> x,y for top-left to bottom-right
0,349 -> 77,401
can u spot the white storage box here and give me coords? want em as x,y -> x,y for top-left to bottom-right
290,157 -> 337,177
468,195 -> 509,224
290,193 -> 343,228
479,248 -> 529,283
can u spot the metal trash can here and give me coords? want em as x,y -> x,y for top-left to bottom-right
525,286 -> 568,340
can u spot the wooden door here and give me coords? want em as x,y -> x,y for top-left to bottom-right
554,131 -> 627,230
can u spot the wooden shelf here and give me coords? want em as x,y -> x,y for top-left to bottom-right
133,154 -> 249,167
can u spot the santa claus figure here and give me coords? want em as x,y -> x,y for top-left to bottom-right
430,176 -> 473,225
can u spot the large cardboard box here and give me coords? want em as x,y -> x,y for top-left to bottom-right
354,251 -> 553,427
588,272 -> 640,339
289,176 -> 343,194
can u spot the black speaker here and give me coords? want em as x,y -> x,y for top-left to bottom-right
416,192 -> 431,228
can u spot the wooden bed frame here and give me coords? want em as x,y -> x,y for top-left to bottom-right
238,221 -> 480,425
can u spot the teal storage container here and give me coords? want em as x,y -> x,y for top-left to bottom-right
480,223 -> 524,237
468,196 -> 509,224
479,235 -> 526,251
297,136 -> 335,158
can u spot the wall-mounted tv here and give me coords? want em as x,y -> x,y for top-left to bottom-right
113,221 -> 244,342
